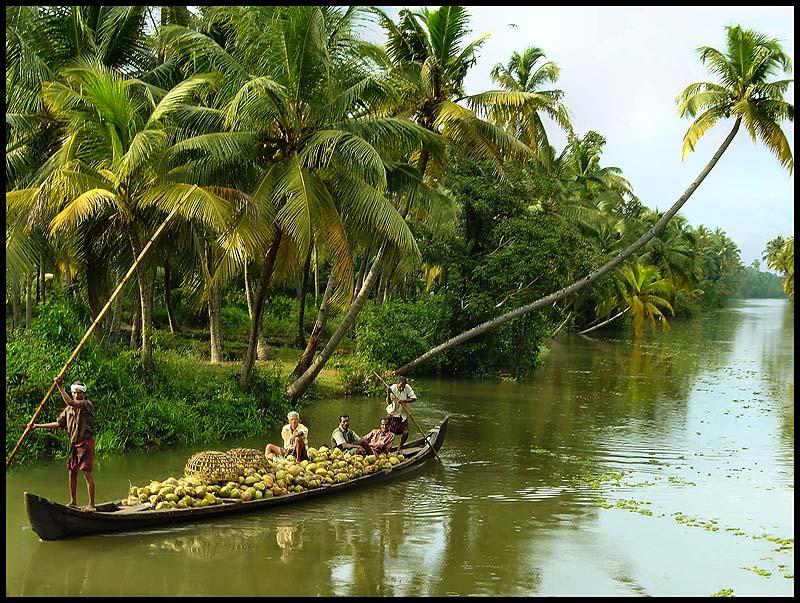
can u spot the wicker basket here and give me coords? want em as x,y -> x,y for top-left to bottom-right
184,450 -> 239,483
226,447 -> 267,470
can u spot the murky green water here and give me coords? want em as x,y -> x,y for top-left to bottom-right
6,299 -> 793,596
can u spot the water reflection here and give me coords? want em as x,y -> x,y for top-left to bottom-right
276,525 -> 302,562
758,302 -> 794,448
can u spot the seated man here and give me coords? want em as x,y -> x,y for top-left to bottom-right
354,415 -> 396,456
331,414 -> 364,455
266,411 -> 309,461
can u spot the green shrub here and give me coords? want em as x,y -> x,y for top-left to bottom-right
329,353 -> 387,396
31,299 -> 85,349
221,305 -> 251,334
355,294 -> 453,371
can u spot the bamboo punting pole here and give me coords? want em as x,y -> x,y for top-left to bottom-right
372,371 -> 442,463
6,188 -> 196,470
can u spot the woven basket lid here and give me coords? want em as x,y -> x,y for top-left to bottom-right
226,448 -> 267,470
184,450 -> 238,483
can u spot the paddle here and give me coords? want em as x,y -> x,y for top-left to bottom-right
6,191 -> 196,471
372,371 -> 442,463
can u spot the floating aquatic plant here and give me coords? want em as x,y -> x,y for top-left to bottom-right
710,588 -> 734,597
741,566 -> 772,578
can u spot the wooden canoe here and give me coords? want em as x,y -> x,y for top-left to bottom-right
25,415 -> 449,541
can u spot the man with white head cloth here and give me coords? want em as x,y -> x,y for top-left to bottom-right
265,411 -> 309,462
33,376 -> 96,510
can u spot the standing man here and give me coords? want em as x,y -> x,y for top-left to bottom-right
331,414 -> 364,455
385,375 -> 417,452
266,411 -> 309,461
32,377 -> 96,510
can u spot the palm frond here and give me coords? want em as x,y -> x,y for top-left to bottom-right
49,188 -> 120,235
146,72 -> 220,126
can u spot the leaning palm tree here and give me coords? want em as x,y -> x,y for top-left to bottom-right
286,5 -> 539,400
397,24 -> 793,375
489,46 -> 572,160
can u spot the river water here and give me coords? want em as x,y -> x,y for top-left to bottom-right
5,299 -> 794,596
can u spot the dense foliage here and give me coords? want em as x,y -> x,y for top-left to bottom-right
6,298 -> 288,466
5,6 -> 793,428
735,261 -> 786,299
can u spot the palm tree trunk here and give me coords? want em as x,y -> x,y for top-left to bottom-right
357,244 -> 371,291
240,229 -> 283,391
396,119 -> 742,375
291,274 -> 335,378
109,270 -> 121,342
128,228 -> 154,385
579,306 -> 630,335
39,256 -> 46,305
64,255 -> 72,298
164,258 -> 178,334
202,240 -> 223,363
286,244 -> 387,401
25,273 -> 33,328
10,282 -> 20,329
130,294 -> 141,350
244,261 -> 270,361
376,273 -> 385,304
382,263 -> 400,302
313,244 -> 319,306
209,282 -> 223,363
296,244 -> 313,347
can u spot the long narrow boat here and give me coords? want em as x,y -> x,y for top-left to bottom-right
25,416 -> 449,541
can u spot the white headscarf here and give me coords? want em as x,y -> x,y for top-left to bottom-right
71,382 -> 87,393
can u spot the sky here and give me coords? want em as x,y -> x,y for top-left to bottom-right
366,6 -> 794,268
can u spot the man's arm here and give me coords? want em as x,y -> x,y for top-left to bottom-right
333,430 -> 348,449
32,421 -> 61,430
54,377 -> 80,408
402,385 -> 417,405
377,431 -> 396,453
290,425 -> 308,445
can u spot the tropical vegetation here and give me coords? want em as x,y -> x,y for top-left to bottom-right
6,7 -> 793,464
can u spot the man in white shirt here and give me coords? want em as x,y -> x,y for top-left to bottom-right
266,411 -> 309,461
385,375 -> 417,452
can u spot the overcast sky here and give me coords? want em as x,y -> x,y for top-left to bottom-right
367,6 -> 794,267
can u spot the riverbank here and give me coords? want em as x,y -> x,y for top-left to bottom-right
5,323 -> 351,467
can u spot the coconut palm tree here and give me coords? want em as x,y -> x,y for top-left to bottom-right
397,24 -> 793,375
763,235 -> 794,300
286,5 -> 541,400
8,62 -> 235,383
489,46 -> 572,160
157,6 -> 431,390
592,259 -> 675,339
6,6 -> 164,317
